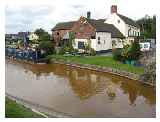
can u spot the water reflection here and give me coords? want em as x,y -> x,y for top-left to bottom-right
6,60 -> 155,106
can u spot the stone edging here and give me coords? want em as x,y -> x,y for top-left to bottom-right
6,57 -> 154,86
50,59 -> 154,86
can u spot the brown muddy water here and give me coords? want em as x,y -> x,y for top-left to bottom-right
6,60 -> 156,118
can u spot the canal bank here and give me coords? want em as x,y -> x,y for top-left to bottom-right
6,60 -> 156,117
6,55 -> 154,86
51,60 -> 155,86
6,94 -> 71,118
5,96 -> 47,118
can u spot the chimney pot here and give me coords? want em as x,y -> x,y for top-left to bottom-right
111,5 -> 117,14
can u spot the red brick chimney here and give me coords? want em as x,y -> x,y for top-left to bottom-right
111,5 -> 117,14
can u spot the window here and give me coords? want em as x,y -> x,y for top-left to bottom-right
133,31 -> 134,36
98,40 -> 101,45
104,40 -> 105,44
57,32 -> 59,35
138,32 -> 140,36
118,39 -> 121,43
98,37 -> 100,40
130,40 -> 133,43
118,20 -> 120,23
78,41 -> 85,49
112,40 -> 117,47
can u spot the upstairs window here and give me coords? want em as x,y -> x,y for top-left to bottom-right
98,37 -> 100,40
133,31 -> 134,36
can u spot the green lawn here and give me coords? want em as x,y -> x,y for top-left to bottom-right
5,97 -> 44,118
48,55 -> 144,75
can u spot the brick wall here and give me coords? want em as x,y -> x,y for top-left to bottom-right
52,29 -> 71,46
71,17 -> 96,39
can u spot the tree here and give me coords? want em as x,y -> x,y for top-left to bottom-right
34,28 -> 55,56
128,41 -> 141,60
39,41 -> 55,55
68,32 -> 75,51
34,28 -> 51,42
84,39 -> 96,56
136,15 -> 156,39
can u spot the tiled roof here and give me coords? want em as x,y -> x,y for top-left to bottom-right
117,14 -> 139,28
52,18 -> 125,38
51,21 -> 75,31
88,19 -> 125,38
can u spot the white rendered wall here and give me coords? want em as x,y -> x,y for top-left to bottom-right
74,39 -> 96,50
95,32 -> 112,51
105,13 -> 126,36
74,32 -> 112,51
111,38 -> 124,48
105,13 -> 140,38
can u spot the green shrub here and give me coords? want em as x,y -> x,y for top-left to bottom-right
58,47 -> 65,55
113,49 -> 123,61
121,41 -> 141,61
89,48 -> 96,56
39,41 -> 55,55
128,41 -> 141,60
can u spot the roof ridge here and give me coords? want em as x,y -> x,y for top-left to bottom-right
117,13 -> 139,27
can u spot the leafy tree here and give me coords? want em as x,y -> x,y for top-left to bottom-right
39,41 -> 55,55
84,40 -> 96,56
34,28 -> 51,42
68,32 -> 75,51
136,15 -> 156,39
60,32 -> 75,54
128,41 -> 141,60
34,28 -> 55,55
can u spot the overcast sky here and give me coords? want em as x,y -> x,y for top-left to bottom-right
5,0 -> 157,34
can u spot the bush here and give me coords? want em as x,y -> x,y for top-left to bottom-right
128,41 -> 141,60
113,49 -> 123,61
58,47 -> 65,55
89,48 -> 96,56
121,41 -> 141,61
39,41 -> 55,55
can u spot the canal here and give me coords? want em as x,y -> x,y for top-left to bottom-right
6,60 -> 156,117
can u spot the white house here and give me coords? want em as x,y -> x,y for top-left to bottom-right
52,5 -> 140,53
105,5 -> 140,45
71,16 -> 125,53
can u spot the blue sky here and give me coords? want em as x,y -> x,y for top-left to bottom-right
5,0 -> 157,34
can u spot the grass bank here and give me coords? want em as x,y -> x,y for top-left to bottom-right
5,97 -> 45,118
48,55 -> 144,75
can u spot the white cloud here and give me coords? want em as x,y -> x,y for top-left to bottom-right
5,0 -> 157,33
